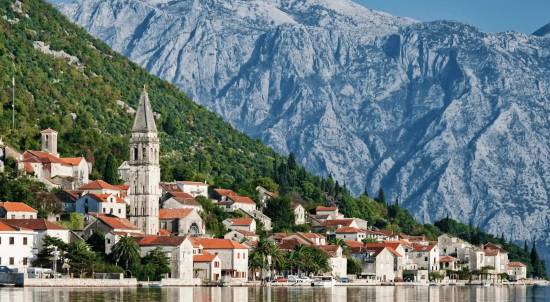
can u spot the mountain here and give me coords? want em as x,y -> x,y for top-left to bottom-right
47,0 -> 550,254
533,23 -> 550,37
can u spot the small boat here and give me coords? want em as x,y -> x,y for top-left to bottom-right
313,276 -> 336,287
149,282 -> 163,288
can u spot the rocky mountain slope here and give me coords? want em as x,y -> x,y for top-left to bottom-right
48,0 -> 550,251
534,23 -> 550,37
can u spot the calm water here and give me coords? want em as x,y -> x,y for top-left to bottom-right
0,286 -> 549,302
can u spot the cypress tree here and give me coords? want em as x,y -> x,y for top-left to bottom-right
524,240 -> 528,253
531,242 -> 540,278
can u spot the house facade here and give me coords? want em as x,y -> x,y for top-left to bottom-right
0,221 -> 35,270
193,238 -> 249,281
2,219 -> 69,252
0,202 -> 38,219
176,181 -> 209,198
136,236 -> 194,280
75,193 -> 127,218
223,218 -> 256,233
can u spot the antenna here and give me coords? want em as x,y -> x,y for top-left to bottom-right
11,55 -> 15,130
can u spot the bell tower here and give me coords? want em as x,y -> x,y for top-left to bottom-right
128,87 -> 160,235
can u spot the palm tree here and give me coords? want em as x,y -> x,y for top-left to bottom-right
111,236 -> 140,271
249,252 -> 263,281
255,238 -> 281,284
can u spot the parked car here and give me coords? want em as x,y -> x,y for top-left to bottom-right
339,276 -> 349,283
0,266 -> 15,273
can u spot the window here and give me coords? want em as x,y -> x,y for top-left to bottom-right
118,209 -> 122,214
23,237 -> 27,245
134,147 -> 139,161
23,258 -> 27,265
9,237 -> 14,245
22,214 -> 26,219
11,215 -> 15,219
142,147 -> 147,160
424,257 -> 428,261
237,253 -> 240,259
214,261 -> 219,268
9,257 -> 14,265
107,239 -> 111,244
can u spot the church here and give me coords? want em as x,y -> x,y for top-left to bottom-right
126,87 -> 162,235
123,87 -> 206,236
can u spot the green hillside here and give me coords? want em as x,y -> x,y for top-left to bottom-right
0,0 -> 545,279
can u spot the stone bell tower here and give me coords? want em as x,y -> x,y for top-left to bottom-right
127,87 -> 160,235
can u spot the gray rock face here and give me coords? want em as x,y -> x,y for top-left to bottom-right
49,0 -> 550,251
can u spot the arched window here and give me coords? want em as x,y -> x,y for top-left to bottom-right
134,147 -> 139,161
142,147 -> 147,160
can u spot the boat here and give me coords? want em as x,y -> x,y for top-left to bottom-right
313,276 -> 336,287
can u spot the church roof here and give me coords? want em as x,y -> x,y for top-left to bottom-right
132,87 -> 157,133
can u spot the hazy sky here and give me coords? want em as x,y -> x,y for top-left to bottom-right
357,0 -> 549,34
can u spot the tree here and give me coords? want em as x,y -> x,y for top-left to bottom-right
87,232 -> 106,253
59,212 -> 84,230
66,240 -> 96,277
140,248 -> 170,281
103,154 -> 119,184
375,188 -> 386,204
111,236 -> 140,270
347,257 -> 362,275
264,196 -> 294,231
33,235 -> 68,269
255,238 -> 282,283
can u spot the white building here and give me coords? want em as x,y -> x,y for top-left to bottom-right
318,245 -> 347,278
315,206 -> 344,220
78,180 -> 128,198
2,219 -> 69,251
193,250 -> 222,282
223,218 -> 256,233
255,186 -> 277,209
162,192 -> 202,212
335,227 -> 367,242
18,129 -> 91,190
219,195 -> 257,213
483,243 -> 509,273
176,181 -> 209,198
192,238 -> 249,281
507,262 -> 527,281
0,221 -> 35,270
0,202 -> 38,219
127,88 -> 161,235
350,245 -> 402,281
136,235 -> 194,280
408,243 -> 440,271
75,193 -> 127,218
224,230 -> 259,244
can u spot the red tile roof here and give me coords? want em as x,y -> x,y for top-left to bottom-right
193,238 -> 247,250
137,235 -> 188,247
317,245 -> 340,257
508,261 -> 526,268
299,232 -> 325,239
86,193 -> 125,204
229,218 -> 254,226
167,192 -> 200,206
0,221 -> 19,232
228,195 -> 256,205
160,183 -> 182,193
3,219 -> 66,230
0,202 -> 37,213
159,208 -> 193,220
159,229 -> 171,236
79,180 -> 122,191
193,252 -> 218,263
214,189 -> 238,197
316,206 -> 338,212
24,151 -> 85,166
93,214 -> 139,231
323,219 -> 354,227
335,227 -> 364,234
177,181 -> 208,186
412,243 -> 437,252
439,256 -> 458,263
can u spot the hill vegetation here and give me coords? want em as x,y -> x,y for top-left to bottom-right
0,0 -> 545,279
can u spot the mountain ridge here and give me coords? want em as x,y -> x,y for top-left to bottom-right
47,0 -> 550,259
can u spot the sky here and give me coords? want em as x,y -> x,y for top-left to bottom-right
357,0 -> 550,34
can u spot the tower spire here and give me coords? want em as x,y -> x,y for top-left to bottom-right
132,86 -> 157,133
